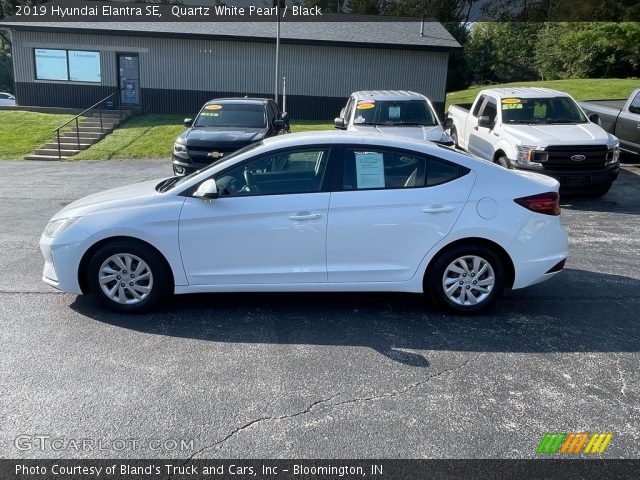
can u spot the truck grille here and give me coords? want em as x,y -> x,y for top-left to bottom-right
543,145 -> 608,170
187,145 -> 244,165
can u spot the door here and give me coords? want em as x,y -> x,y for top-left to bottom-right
327,146 -> 475,283
616,91 -> 640,152
468,96 -> 498,160
179,147 -> 332,285
118,54 -> 140,106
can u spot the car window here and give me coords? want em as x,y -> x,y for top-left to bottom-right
352,100 -> 437,126
215,148 -> 330,197
342,148 -> 469,191
0,93 -> 7,99
629,92 -> 640,111
268,102 -> 279,122
472,95 -> 486,117
195,103 -> 266,128
479,97 -> 498,121
344,97 -> 355,122
342,148 -> 426,190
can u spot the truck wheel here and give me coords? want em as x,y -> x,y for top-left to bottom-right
450,126 -> 459,148
496,156 -> 510,169
587,183 -> 612,198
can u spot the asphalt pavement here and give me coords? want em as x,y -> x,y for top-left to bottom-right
0,159 -> 638,459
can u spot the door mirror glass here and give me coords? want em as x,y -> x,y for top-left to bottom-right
444,117 -> 454,130
588,112 -> 601,124
193,179 -> 218,199
477,115 -> 494,128
274,119 -> 286,130
628,105 -> 640,115
184,118 -> 194,128
334,117 -> 347,129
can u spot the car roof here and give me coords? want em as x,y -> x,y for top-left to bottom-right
205,97 -> 271,105
351,90 -> 428,101
262,130 -> 438,151
480,87 -> 571,98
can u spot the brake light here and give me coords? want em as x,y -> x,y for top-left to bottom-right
514,192 -> 560,215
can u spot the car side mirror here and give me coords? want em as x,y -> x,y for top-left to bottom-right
588,112 -> 600,124
477,115 -> 494,129
444,117 -> 454,130
628,105 -> 640,115
334,117 -> 347,129
193,179 -> 218,199
274,119 -> 286,130
184,118 -> 193,128
281,111 -> 289,123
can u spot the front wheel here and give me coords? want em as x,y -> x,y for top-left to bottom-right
87,240 -> 170,313
426,245 -> 506,314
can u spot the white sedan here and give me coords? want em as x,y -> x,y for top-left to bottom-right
40,132 -> 568,314
0,92 -> 16,106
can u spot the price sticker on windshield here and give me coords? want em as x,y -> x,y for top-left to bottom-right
356,103 -> 375,110
205,104 -> 223,110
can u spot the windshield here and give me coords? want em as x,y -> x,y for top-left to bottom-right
156,142 -> 264,193
353,100 -> 438,126
194,103 -> 267,128
501,96 -> 588,124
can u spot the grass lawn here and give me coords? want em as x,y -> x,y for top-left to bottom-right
0,111 -> 75,160
73,117 -> 333,161
446,78 -> 639,109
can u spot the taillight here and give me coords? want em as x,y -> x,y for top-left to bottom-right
514,192 -> 560,216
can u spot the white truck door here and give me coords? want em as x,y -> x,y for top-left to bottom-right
468,96 -> 498,161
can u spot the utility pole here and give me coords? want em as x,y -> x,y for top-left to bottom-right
274,0 -> 283,106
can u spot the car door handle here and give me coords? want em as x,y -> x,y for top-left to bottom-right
288,213 -> 321,221
422,206 -> 455,214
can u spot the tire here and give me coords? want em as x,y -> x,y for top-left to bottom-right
450,126 -> 459,149
426,244 -> 506,314
495,156 -> 510,169
587,183 -> 612,198
87,240 -> 170,313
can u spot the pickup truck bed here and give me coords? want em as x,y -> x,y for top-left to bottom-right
581,99 -> 626,110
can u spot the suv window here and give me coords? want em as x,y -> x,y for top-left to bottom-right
216,148 -> 330,197
342,148 -> 469,191
344,97 -> 355,122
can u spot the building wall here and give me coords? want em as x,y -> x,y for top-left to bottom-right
11,30 -> 450,119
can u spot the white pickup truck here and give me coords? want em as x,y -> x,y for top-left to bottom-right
447,87 -> 620,196
334,90 -> 454,146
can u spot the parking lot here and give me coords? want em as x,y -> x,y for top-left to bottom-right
0,158 -> 638,459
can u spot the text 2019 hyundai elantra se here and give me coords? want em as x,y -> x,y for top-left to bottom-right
40,132 -> 568,314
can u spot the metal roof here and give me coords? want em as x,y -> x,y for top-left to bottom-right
352,90 -> 428,101
0,17 -> 461,50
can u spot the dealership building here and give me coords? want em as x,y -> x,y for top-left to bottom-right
0,17 -> 460,119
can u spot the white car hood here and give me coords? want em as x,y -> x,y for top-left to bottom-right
350,124 -> 445,142
502,122 -> 610,146
54,179 -> 165,219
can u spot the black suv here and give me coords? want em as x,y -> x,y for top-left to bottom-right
172,98 -> 289,175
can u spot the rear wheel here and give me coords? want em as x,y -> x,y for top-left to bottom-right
87,240 -> 170,313
426,245 -> 506,314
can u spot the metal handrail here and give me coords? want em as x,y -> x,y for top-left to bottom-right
53,87 -> 126,161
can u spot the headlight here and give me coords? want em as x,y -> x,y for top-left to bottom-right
173,142 -> 188,156
515,145 -> 548,166
606,144 -> 620,165
44,217 -> 79,238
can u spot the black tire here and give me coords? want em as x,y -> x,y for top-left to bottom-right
495,156 -> 510,169
426,244 -> 506,314
87,240 -> 170,313
450,126 -> 459,148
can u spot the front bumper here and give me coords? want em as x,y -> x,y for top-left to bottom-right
39,225 -> 87,295
513,163 -> 619,191
172,155 -> 210,176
